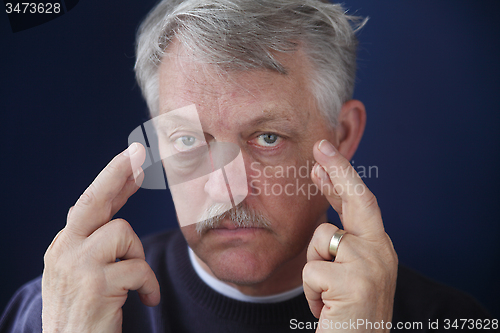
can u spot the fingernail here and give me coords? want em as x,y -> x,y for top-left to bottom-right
124,143 -> 138,156
318,140 -> 336,157
315,165 -> 330,182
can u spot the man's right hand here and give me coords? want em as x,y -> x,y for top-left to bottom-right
41,143 -> 160,333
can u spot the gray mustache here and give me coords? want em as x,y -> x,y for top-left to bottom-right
195,203 -> 272,234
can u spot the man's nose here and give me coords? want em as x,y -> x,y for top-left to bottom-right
204,168 -> 233,204
203,146 -> 248,205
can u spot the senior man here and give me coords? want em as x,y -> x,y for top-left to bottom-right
0,0 -> 491,332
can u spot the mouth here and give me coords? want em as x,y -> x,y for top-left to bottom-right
214,219 -> 263,230
208,218 -> 267,237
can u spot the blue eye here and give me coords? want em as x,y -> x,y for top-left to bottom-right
173,135 -> 205,152
256,134 -> 281,147
181,136 -> 196,146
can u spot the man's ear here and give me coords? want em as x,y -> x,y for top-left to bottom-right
335,100 -> 366,161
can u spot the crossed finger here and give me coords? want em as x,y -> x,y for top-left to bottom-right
311,139 -> 384,239
65,143 -> 146,238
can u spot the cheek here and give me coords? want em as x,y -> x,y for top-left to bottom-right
247,160 -> 325,224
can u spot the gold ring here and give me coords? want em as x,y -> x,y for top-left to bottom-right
329,229 -> 346,259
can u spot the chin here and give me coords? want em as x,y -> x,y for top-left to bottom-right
210,244 -> 276,283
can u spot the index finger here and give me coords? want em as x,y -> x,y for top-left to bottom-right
312,139 -> 384,238
65,143 -> 146,238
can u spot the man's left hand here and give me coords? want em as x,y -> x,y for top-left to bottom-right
303,139 -> 398,332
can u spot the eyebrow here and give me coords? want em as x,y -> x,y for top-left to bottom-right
156,113 -> 191,126
155,113 -> 203,132
246,107 -> 302,134
249,112 -> 291,127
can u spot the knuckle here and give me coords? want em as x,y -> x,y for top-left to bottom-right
110,218 -> 134,236
392,251 -> 399,267
43,248 -> 56,266
127,259 -> 152,289
123,260 -> 151,289
331,154 -> 351,172
362,192 -> 379,211
44,246 -> 57,264
44,244 -> 58,263
302,261 -> 315,282
108,219 -> 144,259
105,157 -> 125,177
44,231 -> 71,263
137,260 -> 152,277
341,160 -> 354,175
76,183 -> 112,217
377,234 -> 399,270
44,248 -> 79,277
78,185 -> 98,207
315,223 -> 332,236
332,159 -> 355,181
386,251 -> 399,276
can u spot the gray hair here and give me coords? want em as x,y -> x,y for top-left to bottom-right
135,0 -> 366,127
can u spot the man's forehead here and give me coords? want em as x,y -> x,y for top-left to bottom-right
159,62 -> 292,105
160,66 -> 313,128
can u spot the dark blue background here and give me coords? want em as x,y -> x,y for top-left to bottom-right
1,0 -> 499,318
